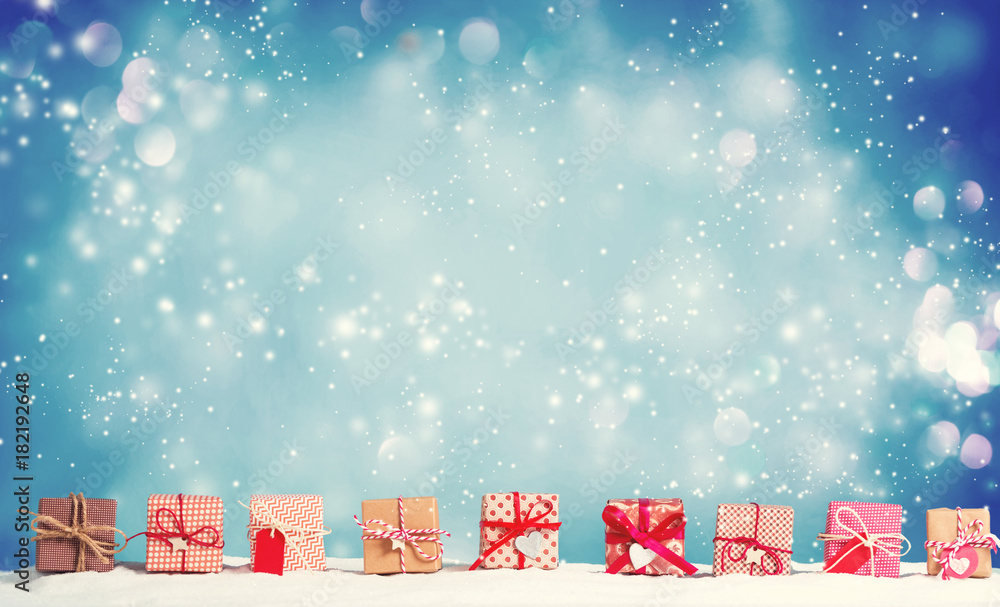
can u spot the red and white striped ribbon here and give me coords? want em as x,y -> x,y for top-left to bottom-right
355,496 -> 449,573
924,507 -> 999,580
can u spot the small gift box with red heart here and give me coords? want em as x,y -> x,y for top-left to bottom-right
712,503 -> 794,576
140,494 -> 225,573
470,492 -> 560,570
818,501 -> 909,578
603,498 -> 697,576
244,494 -> 330,575
355,496 -> 449,574
925,507 -> 997,579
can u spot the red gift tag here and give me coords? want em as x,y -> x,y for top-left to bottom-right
254,529 -> 286,576
824,534 -> 872,574
942,545 -> 979,580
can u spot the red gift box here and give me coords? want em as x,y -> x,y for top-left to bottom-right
470,492 -> 560,570
32,494 -> 125,573
603,498 -> 697,576
140,494 -> 225,573
819,501 -> 909,577
245,494 -> 329,574
712,503 -> 794,576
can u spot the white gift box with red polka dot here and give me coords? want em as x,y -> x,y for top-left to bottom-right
478,492 -> 560,570
144,494 -> 224,573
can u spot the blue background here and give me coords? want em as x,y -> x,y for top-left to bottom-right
1,0 -> 998,570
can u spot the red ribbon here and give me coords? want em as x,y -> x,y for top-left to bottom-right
127,494 -> 224,573
469,492 -> 562,570
603,498 -> 698,576
711,503 -> 792,575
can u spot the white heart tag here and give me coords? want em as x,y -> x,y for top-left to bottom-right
514,532 -> 544,559
629,542 -> 657,569
950,557 -> 970,576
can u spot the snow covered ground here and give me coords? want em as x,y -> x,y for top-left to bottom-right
2,558 -> 997,606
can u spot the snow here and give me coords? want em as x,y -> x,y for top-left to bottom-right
2,558 -> 997,606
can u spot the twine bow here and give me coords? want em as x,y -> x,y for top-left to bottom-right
29,493 -> 128,572
924,507 -> 999,580
354,496 -> 450,573
240,500 -> 331,568
817,505 -> 911,576
712,503 -> 792,575
469,492 -> 562,570
603,498 -> 697,575
126,494 -> 224,572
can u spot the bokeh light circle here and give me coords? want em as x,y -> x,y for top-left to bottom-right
397,28 -> 445,64
81,22 -> 122,67
719,129 -> 757,167
926,421 -> 960,457
956,180 -> 984,214
903,248 -> 937,282
523,40 -> 562,79
134,124 -> 176,167
714,407 -> 751,446
913,185 -> 945,221
458,19 -> 500,65
960,433 -> 992,469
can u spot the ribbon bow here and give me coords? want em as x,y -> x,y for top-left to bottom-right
29,493 -> 128,572
354,496 -> 450,573
469,492 -> 562,570
817,505 -> 911,576
711,502 -> 792,575
126,494 -> 224,573
924,507 -> 999,580
603,498 -> 697,575
240,500 -> 331,568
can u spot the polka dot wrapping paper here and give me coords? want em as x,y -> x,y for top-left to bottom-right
822,501 -> 904,578
477,492 -> 559,569
144,494 -> 224,573
604,498 -> 689,576
34,497 -> 118,573
248,494 -> 327,573
712,503 -> 794,576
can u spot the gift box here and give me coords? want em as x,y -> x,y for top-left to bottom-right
32,494 -> 124,573
356,496 -> 448,574
925,507 -> 997,579
142,494 -> 224,573
603,498 -> 697,576
246,494 -> 329,574
819,501 -> 908,577
712,503 -> 793,576
471,492 -> 560,570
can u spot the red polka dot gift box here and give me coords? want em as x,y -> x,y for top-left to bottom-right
244,494 -> 330,575
712,503 -> 794,577
818,501 -> 910,578
603,498 -> 697,576
32,493 -> 126,573
470,492 -> 561,570
133,494 -> 225,573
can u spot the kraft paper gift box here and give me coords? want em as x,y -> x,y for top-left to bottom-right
925,507 -> 996,579
819,501 -> 907,578
603,498 -> 697,576
471,492 -> 561,570
246,494 -> 329,574
357,496 -> 448,574
712,503 -> 794,576
32,494 -> 124,573
142,494 -> 224,573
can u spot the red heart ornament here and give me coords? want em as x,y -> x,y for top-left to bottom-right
942,545 -> 979,580
254,529 -> 287,576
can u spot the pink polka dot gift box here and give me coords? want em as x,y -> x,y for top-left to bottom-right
471,492 -> 561,570
133,494 -> 225,573
818,501 -> 910,578
603,498 -> 697,576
